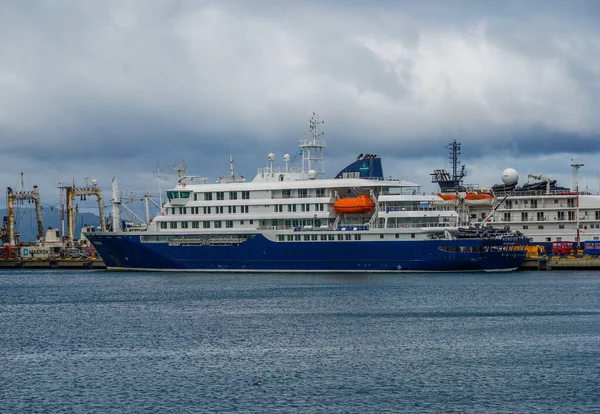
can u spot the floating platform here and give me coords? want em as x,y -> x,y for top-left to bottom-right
0,257 -> 106,269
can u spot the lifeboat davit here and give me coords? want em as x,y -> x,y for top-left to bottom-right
334,195 -> 375,214
437,193 -> 458,201
465,192 -> 493,200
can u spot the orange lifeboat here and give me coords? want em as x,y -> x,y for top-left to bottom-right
465,192 -> 493,200
437,193 -> 457,200
334,195 -> 375,214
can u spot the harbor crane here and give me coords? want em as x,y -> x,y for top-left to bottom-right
6,185 -> 44,246
64,179 -> 106,247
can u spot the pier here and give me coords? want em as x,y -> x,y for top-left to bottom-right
0,257 -> 105,269
520,254 -> 600,270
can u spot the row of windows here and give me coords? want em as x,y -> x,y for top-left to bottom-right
277,234 -> 362,241
281,188 -> 327,198
168,204 -> 324,215
171,206 -> 251,215
504,198 -> 577,208
199,191 -> 251,201
166,191 -> 191,199
274,204 -> 325,213
160,220 -> 254,229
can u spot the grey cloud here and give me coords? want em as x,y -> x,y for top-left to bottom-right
1,0 -> 600,205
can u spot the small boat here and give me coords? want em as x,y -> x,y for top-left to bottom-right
333,195 -> 375,214
465,192 -> 493,200
437,193 -> 457,201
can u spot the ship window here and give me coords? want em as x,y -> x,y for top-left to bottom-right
181,192 -> 190,198
240,220 -> 244,225
171,208 -> 176,215
203,207 -> 211,214
328,235 -> 334,240
173,192 -> 179,198
214,221 -> 222,228
316,188 -> 325,197
192,221 -> 199,229
523,225 -> 528,229
217,192 -> 224,200
304,235 -> 310,241
411,233 -> 415,239
203,221 -> 210,228
320,235 -> 327,241
295,235 -> 301,241
287,235 -> 294,241
160,222 -> 167,229
338,235 -> 343,240
345,234 -> 351,240
194,194 -> 197,201
354,235 -> 361,240
241,191 -> 250,199
277,235 -> 284,241
546,237 -> 551,242
538,225 -> 544,229
380,234 -> 384,239
311,235 -> 317,241
204,193 -> 212,201
558,224 -> 564,229
229,191 -> 238,200
181,221 -> 188,229
395,234 -> 399,239
169,222 -> 177,229
298,189 -> 308,198
226,221 -> 233,228
249,220 -> 253,224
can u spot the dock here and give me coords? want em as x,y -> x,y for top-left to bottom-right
520,254 -> 600,270
0,257 -> 106,269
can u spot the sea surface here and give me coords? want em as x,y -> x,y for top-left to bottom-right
1,270 -> 599,413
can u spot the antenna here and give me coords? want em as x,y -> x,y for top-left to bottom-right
169,162 -> 187,185
571,159 -> 584,251
156,164 -> 163,209
298,112 -> 326,177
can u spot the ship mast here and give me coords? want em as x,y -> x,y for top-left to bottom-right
299,112 -> 326,178
571,161 -> 584,251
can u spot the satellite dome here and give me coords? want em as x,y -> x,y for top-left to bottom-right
283,154 -> 290,162
308,169 -> 317,180
92,179 -> 97,186
502,168 -> 519,185
268,153 -> 275,161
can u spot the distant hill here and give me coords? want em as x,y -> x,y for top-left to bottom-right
1,207 -> 101,242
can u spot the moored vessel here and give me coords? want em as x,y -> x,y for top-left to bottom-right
85,114 -> 527,272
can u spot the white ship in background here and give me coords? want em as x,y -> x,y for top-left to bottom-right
432,141 -> 600,250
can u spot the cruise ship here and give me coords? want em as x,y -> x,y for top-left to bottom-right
432,141 -> 600,251
85,115 -> 527,272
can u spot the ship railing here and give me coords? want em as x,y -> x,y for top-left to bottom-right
260,222 -> 458,231
378,206 -> 455,213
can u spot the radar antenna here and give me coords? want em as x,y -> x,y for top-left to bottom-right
298,112 -> 326,177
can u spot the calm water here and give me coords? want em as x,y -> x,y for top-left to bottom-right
1,270 -> 599,413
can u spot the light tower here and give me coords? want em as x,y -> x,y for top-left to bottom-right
571,161 -> 584,251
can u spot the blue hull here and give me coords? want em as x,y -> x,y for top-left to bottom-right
86,233 -> 526,272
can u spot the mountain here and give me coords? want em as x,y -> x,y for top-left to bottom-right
1,207 -> 101,242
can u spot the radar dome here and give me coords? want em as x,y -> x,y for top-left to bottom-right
502,168 -> 519,185
308,169 -> 317,180
268,153 -> 275,161
92,179 -> 97,186
283,154 -> 290,162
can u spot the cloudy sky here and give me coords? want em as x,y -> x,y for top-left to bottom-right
1,0 -> 600,215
